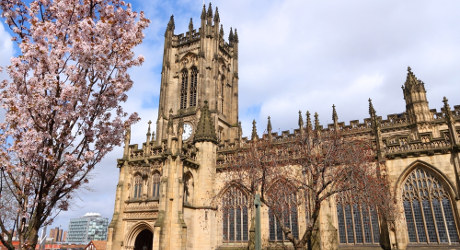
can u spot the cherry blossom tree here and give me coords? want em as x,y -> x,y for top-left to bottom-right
220,116 -> 393,250
0,0 -> 149,249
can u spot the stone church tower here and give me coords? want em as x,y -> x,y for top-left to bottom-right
106,4 -> 241,250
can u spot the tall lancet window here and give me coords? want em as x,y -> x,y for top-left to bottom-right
222,186 -> 249,242
403,167 -> 459,244
221,80 -> 225,114
180,69 -> 188,109
133,175 -> 143,199
336,194 -> 380,244
268,181 -> 299,241
152,172 -> 161,199
190,67 -> 198,107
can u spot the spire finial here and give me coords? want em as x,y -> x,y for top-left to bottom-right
306,111 -> 312,131
207,2 -> 213,18
189,18 -> 194,33
443,96 -> 453,120
332,104 -> 338,124
201,4 -> 206,20
267,116 -> 272,134
146,120 -> 152,143
167,15 -> 175,31
368,98 -> 376,118
229,27 -> 234,44
298,110 -> 304,129
220,24 -> 224,38
234,29 -> 239,43
251,119 -> 259,140
194,100 -> 217,144
314,112 -> 320,131
214,7 -> 220,23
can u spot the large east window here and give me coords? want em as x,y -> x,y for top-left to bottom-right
403,167 -> 459,244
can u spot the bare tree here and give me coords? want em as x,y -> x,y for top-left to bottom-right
219,115 -> 393,250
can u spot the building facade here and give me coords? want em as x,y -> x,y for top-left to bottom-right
106,4 -> 460,250
68,213 -> 109,244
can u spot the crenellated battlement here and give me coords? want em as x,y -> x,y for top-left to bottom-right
216,100 -> 460,161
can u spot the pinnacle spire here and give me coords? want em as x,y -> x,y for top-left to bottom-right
201,4 -> 206,20
368,98 -> 376,118
251,120 -> 259,140
306,111 -> 312,131
298,111 -> 304,129
234,28 -> 239,43
167,15 -> 175,31
207,2 -> 213,18
332,104 -> 338,124
189,18 -> 194,33
443,97 -> 453,120
194,101 -> 217,144
229,27 -> 234,43
146,120 -> 152,142
220,24 -> 224,38
214,7 -> 220,23
267,116 -> 272,134
314,112 -> 320,131
403,66 -> 424,89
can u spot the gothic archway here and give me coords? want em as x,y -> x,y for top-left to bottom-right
134,229 -> 153,250
402,167 -> 459,244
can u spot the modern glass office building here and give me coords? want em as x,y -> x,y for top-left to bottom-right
67,213 -> 109,244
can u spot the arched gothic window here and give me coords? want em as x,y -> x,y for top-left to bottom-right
336,196 -> 380,244
402,167 -> 459,244
133,175 -> 143,199
152,172 -> 161,199
180,69 -> 188,109
184,173 -> 194,204
190,67 -> 198,107
222,186 -> 248,242
268,182 -> 299,241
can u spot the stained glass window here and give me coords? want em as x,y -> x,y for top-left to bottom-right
268,183 -> 299,241
133,175 -> 142,199
152,172 -> 160,199
180,69 -> 188,109
190,67 -> 198,107
402,167 -> 459,244
222,186 -> 248,242
336,198 -> 380,245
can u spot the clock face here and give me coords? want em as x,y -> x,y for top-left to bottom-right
182,123 -> 193,140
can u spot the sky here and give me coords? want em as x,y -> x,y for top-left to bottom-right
1,0 -> 460,232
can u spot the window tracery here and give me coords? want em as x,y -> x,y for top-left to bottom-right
268,182 -> 299,241
402,167 -> 459,244
222,186 -> 248,242
336,197 -> 380,244
180,69 -> 188,109
152,172 -> 161,199
190,67 -> 198,107
133,175 -> 143,199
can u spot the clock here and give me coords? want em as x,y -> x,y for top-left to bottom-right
182,122 -> 193,140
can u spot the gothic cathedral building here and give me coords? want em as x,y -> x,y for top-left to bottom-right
106,4 -> 460,250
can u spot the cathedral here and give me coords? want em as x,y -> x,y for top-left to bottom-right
106,4 -> 460,250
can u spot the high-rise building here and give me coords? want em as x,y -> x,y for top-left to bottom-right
49,227 -> 64,242
107,4 -> 460,250
67,213 -> 108,244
